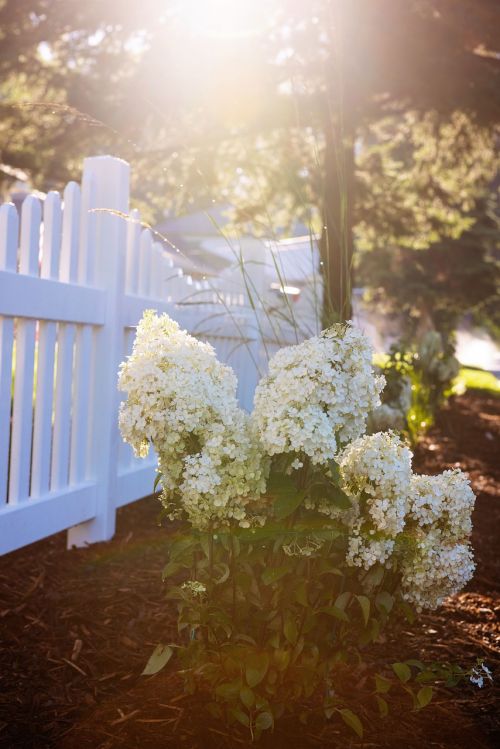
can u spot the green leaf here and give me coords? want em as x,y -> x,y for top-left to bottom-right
335,591 -> 351,611
319,605 -> 349,622
261,566 -> 289,585
375,695 -> 389,717
267,472 -> 305,519
230,708 -> 250,727
416,686 -> 433,708
239,686 -> 255,709
215,679 -> 242,700
169,536 -> 195,561
255,711 -> 274,731
153,472 -> 162,493
245,652 -> 270,688
142,644 -> 173,676
162,561 -> 181,580
406,659 -> 424,671
374,674 -> 392,694
329,486 -> 352,510
392,662 -> 412,683
356,595 -> 370,627
339,708 -> 363,738
328,459 -> 341,484
363,565 -> 384,588
273,649 -> 290,672
375,591 -> 394,614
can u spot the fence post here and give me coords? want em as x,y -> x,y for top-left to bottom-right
67,155 -> 129,548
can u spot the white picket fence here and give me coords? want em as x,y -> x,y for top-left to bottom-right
0,155 -> 308,556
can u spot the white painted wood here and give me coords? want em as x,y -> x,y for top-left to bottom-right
41,191 -> 62,279
8,197 -> 41,503
0,203 -> 18,272
51,322 -> 75,490
67,155 -> 129,548
138,229 -> 153,296
151,241 -> 163,298
69,325 -> 93,484
8,317 -> 37,503
31,319 -> 57,498
31,193 -> 62,496
79,170 -> 97,284
126,208 -> 141,294
0,272 -> 106,324
0,204 -> 18,506
0,482 -> 97,555
115,460 -> 156,508
60,182 -> 80,283
19,195 -> 41,276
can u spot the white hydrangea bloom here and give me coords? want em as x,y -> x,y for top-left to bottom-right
401,530 -> 475,610
346,527 -> 396,569
253,323 -> 384,464
340,432 -> 413,536
408,469 -> 475,542
338,432 -> 413,568
118,311 -> 267,529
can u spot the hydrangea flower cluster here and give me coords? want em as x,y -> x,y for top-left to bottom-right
400,531 -> 475,610
338,432 -> 413,568
118,311 -> 267,529
407,470 -> 475,542
400,469 -> 476,609
335,435 -> 475,607
253,324 -> 384,464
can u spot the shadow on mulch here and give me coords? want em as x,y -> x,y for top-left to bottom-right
0,392 -> 499,748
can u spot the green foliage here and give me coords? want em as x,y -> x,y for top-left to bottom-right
456,368 -> 500,396
370,331 -> 460,444
146,454 -> 471,741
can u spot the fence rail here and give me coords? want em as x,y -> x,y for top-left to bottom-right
0,155 -> 307,556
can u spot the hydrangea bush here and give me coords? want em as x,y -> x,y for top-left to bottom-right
119,312 -> 477,740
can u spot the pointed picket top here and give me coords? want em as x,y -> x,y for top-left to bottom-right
0,203 -> 19,271
19,194 -> 41,276
41,191 -> 62,279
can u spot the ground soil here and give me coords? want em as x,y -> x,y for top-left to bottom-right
0,391 -> 499,749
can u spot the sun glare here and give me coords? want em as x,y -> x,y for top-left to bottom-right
173,0 -> 264,38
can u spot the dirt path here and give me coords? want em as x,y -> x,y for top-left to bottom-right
0,392 -> 498,748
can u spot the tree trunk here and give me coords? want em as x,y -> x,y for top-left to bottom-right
319,0 -> 356,327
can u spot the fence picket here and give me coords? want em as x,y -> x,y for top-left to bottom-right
60,182 -> 80,283
69,325 -> 93,485
126,208 -> 141,294
138,229 -> 153,296
0,204 -> 18,505
8,197 -> 41,503
31,193 -> 62,497
51,323 -> 75,490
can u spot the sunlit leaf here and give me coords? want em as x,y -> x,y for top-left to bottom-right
416,686 -> 433,708
339,708 -> 363,737
245,652 -> 270,688
142,644 -> 173,676
392,662 -> 412,683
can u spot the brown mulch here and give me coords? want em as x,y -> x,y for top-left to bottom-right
0,391 -> 499,748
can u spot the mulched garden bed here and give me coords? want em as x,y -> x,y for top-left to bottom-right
1,391 -> 499,748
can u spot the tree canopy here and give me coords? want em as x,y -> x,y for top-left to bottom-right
1,0 -> 499,324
